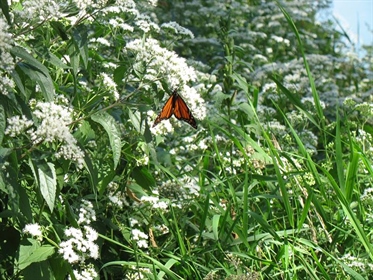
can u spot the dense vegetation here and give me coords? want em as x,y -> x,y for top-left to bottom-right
1,0 -> 372,279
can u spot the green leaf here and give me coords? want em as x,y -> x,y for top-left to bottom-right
0,0 -> 11,24
345,149 -> 358,202
45,52 -> 70,70
74,120 -> 96,145
64,200 -> 79,228
4,165 -> 20,213
132,166 -> 155,189
335,109 -> 345,190
68,43 -> 79,78
48,253 -> 70,280
0,104 -> 6,144
321,163 -> 373,261
10,69 -> 26,98
38,162 -> 57,212
212,214 -> 220,240
249,212 -> 281,240
0,173 -> 5,193
83,152 -> 99,193
18,239 -> 55,270
237,102 -> 255,119
128,108 -> 142,132
271,75 -> 319,129
91,112 -> 121,170
72,26 -> 89,69
298,238 -> 366,280
133,61 -> 146,79
3,161 -> 33,220
278,4 -> 326,130
19,179 -> 33,221
231,73 -> 248,94
23,261 -> 53,280
11,46 -> 54,102
50,21 -> 69,41
114,65 -> 126,85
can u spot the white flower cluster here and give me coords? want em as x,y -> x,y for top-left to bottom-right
59,200 -> 99,277
108,17 -> 134,31
140,190 -> 169,210
100,73 -> 118,100
153,224 -> 169,235
0,17 -> 12,53
77,200 -> 97,225
125,266 -> 151,279
5,100 -> 85,168
123,30 -> 206,135
0,17 -> 15,94
23,223 -> 43,241
71,263 -> 98,280
147,0 -> 158,6
135,142 -> 149,166
156,177 -> 201,203
339,253 -> 373,273
15,0 -> 62,22
31,101 -> 73,142
4,115 -> 33,137
135,14 -> 160,33
124,38 -> 197,89
107,181 -> 130,208
131,228 -> 148,248
101,0 -> 137,15
73,0 -> 108,10
0,75 -> 15,96
361,187 -> 373,202
161,21 -> 194,38
59,225 -> 99,264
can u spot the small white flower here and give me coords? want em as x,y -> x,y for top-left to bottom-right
137,239 -> 149,248
14,0 -> 61,21
72,264 -> 98,280
23,223 -> 43,240
154,224 -> 169,234
77,200 -> 96,225
84,226 -> 98,242
153,201 -> 168,210
59,240 -> 81,263
95,37 -> 111,46
0,74 -> 15,96
5,115 -> 33,137
147,0 -> 158,6
131,229 -> 149,248
7,100 -> 85,168
141,195 -> 159,204
161,21 -> 194,38
131,229 -> 148,241
135,14 -> 160,33
129,218 -> 139,227
59,226 -> 99,264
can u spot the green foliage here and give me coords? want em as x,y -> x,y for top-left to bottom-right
0,0 -> 373,279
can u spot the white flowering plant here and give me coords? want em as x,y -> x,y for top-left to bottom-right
0,0 -> 373,279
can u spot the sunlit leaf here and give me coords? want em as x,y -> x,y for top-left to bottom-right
11,46 -> 54,102
91,112 -> 121,170
38,162 -> 57,212
18,239 -> 55,270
